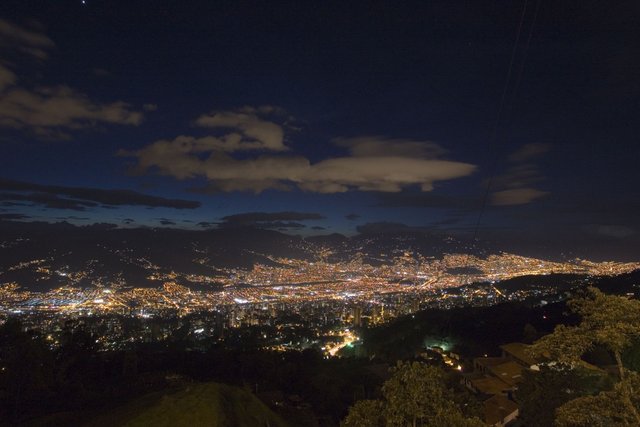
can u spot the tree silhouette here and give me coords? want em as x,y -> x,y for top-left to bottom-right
516,365 -> 612,427
342,399 -> 385,427
530,287 -> 640,425
342,361 -> 485,427
0,318 -> 55,422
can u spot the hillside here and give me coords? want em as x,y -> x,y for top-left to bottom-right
86,382 -> 288,427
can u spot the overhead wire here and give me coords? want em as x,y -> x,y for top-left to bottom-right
472,0 -> 541,241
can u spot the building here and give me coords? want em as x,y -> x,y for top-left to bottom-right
464,342 -> 540,425
484,394 -> 519,427
352,306 -> 362,327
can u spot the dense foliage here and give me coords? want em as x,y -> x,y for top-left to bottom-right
342,361 -> 485,427
529,287 -> 640,426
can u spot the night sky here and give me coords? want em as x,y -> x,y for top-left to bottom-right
1,0 -> 639,257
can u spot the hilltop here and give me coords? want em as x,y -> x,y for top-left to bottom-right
86,382 -> 288,427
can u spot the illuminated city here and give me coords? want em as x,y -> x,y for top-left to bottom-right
2,245 -> 638,357
1,1 -> 640,425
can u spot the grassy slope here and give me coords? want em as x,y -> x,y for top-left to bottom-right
86,383 -> 289,427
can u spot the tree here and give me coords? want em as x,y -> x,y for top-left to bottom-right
529,287 -> 640,425
382,362 -> 454,426
622,338 -> 640,373
522,323 -> 539,344
342,399 -> 385,427
341,361 -> 485,427
516,365 -> 612,427
0,318 -> 55,422
555,371 -> 640,427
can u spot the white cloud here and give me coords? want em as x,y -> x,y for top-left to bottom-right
0,19 -> 144,137
300,156 -> 474,193
124,130 -> 476,193
0,86 -> 142,134
0,19 -> 54,60
195,108 -> 286,151
0,64 -> 15,91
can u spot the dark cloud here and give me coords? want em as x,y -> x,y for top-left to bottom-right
376,192 -> 480,210
507,143 -> 552,163
356,221 -> 433,234
197,221 -> 217,228
82,223 -> 118,230
218,211 -> 324,230
0,179 -> 200,209
430,216 -> 465,227
156,217 -> 177,226
491,188 -> 549,206
221,211 -> 325,224
122,218 -> 136,224
54,216 -> 89,221
490,163 -> 545,190
311,226 -> 326,230
260,221 -> 306,229
92,68 -> 110,77
591,225 -> 635,239
0,201 -> 29,207
0,192 -> 97,211
345,213 -> 360,221
0,212 -> 31,220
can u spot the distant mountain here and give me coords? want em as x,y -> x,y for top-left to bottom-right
305,232 -> 349,246
0,221 -> 313,291
0,220 -> 634,292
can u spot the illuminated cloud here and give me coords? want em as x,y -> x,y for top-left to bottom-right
491,188 -> 548,206
490,143 -> 550,206
125,132 -> 476,194
0,19 -> 54,60
0,64 -> 15,91
507,143 -> 551,163
0,86 -> 142,136
334,136 -> 446,158
195,106 -> 287,152
299,156 -> 475,193
0,19 -> 143,138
